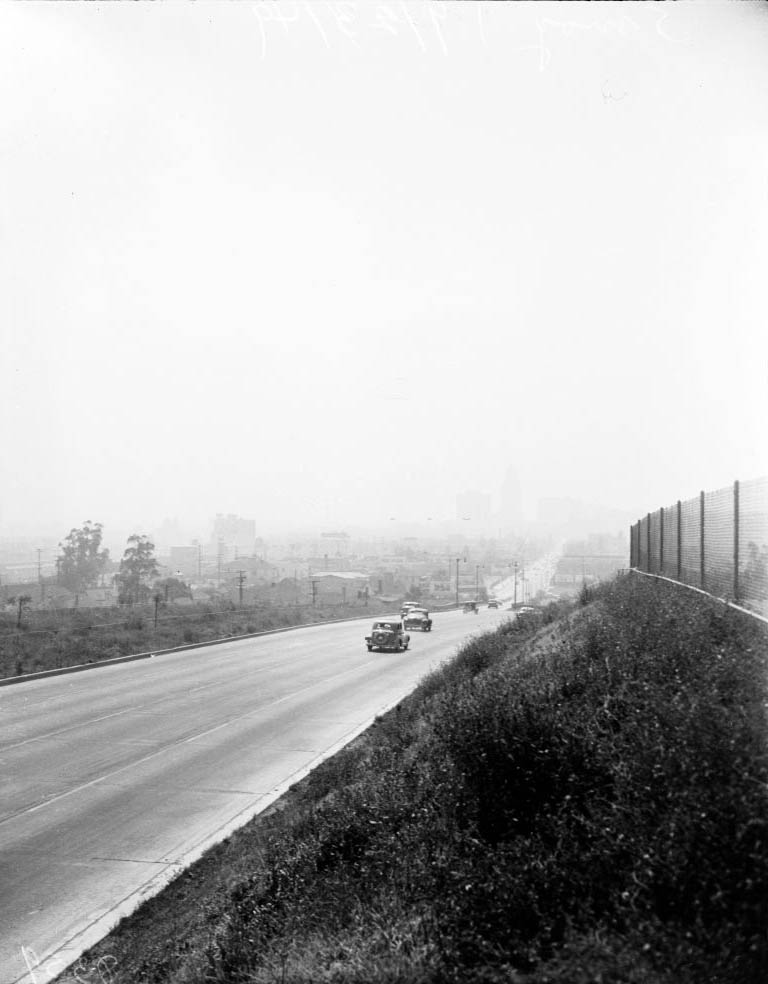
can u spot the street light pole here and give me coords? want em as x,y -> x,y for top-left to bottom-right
513,561 -> 519,606
456,557 -> 460,609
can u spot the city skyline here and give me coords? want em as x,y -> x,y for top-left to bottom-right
2,4 -> 766,548
1,471 -> 640,556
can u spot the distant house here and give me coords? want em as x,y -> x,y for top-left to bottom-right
221,557 -> 280,584
307,571 -> 371,604
1,580 -> 117,610
307,556 -> 354,573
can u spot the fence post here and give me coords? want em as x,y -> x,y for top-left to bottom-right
700,490 -> 706,591
659,507 -> 665,575
677,500 -> 682,582
647,513 -> 652,574
734,479 -> 740,602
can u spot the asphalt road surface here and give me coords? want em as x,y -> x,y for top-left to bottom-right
1,606 -> 510,984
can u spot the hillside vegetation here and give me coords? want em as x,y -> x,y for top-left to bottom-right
56,576 -> 767,984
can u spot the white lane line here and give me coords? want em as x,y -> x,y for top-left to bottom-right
0,648 -> 343,752
13,686 -> 416,984
1,706 -> 143,752
0,657 -> 376,827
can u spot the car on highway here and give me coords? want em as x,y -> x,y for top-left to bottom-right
403,608 -> 432,632
365,619 -> 411,652
487,600 -> 500,609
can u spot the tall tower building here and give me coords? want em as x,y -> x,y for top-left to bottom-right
210,514 -> 257,558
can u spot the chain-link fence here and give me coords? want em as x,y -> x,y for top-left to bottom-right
630,477 -> 768,618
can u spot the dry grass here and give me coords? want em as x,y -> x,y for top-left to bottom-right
0,600 -> 387,679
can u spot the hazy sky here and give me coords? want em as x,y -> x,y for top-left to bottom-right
2,1 -> 767,544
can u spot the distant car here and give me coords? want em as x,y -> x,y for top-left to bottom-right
511,605 -> 537,615
487,600 -> 500,609
400,602 -> 419,616
404,608 -> 432,632
365,619 -> 411,652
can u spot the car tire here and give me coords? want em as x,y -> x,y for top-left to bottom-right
367,645 -> 373,652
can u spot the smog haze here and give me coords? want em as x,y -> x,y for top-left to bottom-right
1,2 -> 766,549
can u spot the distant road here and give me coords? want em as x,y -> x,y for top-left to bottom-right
1,607 -> 509,984
492,551 -> 560,604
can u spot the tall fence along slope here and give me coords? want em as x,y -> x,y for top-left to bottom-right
630,476 -> 768,617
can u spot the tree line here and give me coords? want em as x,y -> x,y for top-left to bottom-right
56,521 -> 190,605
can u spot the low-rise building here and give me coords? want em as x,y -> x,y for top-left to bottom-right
307,571 -> 371,604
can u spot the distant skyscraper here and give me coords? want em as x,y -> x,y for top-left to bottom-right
500,466 -> 523,528
210,514 -> 257,557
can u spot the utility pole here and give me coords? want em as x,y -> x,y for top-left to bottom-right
237,570 -> 245,607
311,579 -> 318,606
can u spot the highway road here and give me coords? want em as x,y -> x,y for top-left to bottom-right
1,606 -> 510,984
491,551 -> 560,605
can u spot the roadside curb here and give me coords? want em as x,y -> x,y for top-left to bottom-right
0,649 -> 155,687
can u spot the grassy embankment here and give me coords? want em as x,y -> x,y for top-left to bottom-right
0,600 -> 393,680
55,575 -> 767,984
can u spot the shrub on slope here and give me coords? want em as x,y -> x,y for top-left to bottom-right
204,577 -> 767,984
